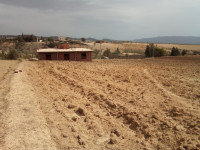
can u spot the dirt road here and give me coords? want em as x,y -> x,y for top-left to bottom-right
0,60 -> 19,149
0,61 -> 56,150
0,56 -> 200,150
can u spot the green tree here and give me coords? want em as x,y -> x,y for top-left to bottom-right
48,37 -> 54,42
48,42 -> 57,48
113,48 -> 120,55
182,50 -> 187,56
170,47 -> 180,56
145,43 -> 165,57
145,45 -> 151,57
81,38 -> 86,42
17,35 -> 24,42
103,48 -> 111,57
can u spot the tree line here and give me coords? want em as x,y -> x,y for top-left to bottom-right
145,43 -> 187,57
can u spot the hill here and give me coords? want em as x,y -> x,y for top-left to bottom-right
134,36 -> 200,45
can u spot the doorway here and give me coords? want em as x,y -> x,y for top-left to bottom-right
45,54 -> 52,60
64,54 -> 70,60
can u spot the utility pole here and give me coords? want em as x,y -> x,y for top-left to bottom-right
100,42 -> 102,59
152,43 -> 155,58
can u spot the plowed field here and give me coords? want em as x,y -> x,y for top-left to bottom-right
1,57 -> 199,150
23,56 -> 200,150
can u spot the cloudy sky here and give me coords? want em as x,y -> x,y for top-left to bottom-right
0,0 -> 199,40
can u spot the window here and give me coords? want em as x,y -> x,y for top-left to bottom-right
45,54 -> 52,60
64,54 -> 69,60
81,53 -> 87,59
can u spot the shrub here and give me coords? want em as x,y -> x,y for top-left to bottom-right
7,49 -> 18,60
93,49 -> 100,59
154,47 -> 166,57
170,47 -> 180,56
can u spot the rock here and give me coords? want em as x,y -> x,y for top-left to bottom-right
176,146 -> 185,150
111,129 -> 120,137
108,138 -> 117,144
77,135 -> 85,145
174,125 -> 186,131
75,108 -> 85,116
72,116 -> 77,121
62,134 -> 67,138
86,103 -> 90,107
29,58 -> 38,61
71,127 -> 77,132
68,104 -> 76,109
14,70 -> 18,73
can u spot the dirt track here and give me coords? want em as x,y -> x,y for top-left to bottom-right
0,56 -> 200,150
0,60 -> 19,149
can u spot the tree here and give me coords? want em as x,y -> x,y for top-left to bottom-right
81,38 -> 86,42
170,47 -> 180,56
48,37 -> 54,42
103,48 -> 111,57
17,35 -> 24,42
182,50 -> 187,56
48,42 -> 57,48
145,45 -> 151,57
93,49 -> 100,58
145,43 -> 165,57
113,48 -> 120,55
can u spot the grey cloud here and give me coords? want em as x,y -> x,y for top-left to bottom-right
0,0 -> 103,11
0,0 -> 200,40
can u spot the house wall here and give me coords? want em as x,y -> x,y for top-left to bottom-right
38,52 -> 92,61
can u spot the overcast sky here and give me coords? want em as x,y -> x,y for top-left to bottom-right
0,0 -> 200,40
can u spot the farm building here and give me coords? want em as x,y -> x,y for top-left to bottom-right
37,48 -> 93,61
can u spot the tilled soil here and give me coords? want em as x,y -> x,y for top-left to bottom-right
23,56 -> 200,150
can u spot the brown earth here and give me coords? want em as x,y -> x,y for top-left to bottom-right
0,56 -> 200,150
0,60 -> 19,149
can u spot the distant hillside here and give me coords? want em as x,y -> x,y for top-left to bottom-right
86,37 -> 98,41
134,36 -> 200,45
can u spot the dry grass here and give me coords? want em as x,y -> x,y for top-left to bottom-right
86,42 -> 200,54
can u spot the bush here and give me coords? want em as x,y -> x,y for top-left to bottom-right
170,47 -> 180,56
154,47 -> 166,57
93,49 -> 100,59
7,49 -> 18,60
